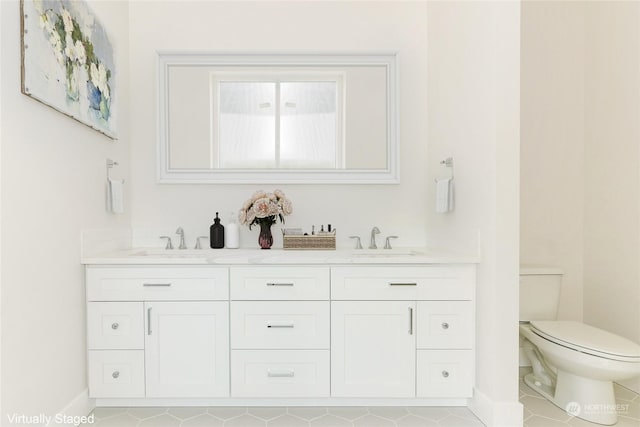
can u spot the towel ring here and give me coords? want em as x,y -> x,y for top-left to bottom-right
106,159 -> 124,182
435,157 -> 454,181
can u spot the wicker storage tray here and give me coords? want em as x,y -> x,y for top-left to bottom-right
282,230 -> 336,250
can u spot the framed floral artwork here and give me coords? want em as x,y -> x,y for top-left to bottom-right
20,0 -> 117,139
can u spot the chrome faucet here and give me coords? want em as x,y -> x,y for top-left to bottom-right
159,236 -> 173,250
369,226 -> 380,249
349,236 -> 363,250
194,236 -> 209,249
176,227 -> 187,249
384,235 -> 398,249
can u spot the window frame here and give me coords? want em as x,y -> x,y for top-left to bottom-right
157,51 -> 400,184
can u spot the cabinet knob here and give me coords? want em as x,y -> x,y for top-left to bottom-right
111,322 -> 119,330
441,322 -> 449,330
442,370 -> 449,378
112,371 -> 120,379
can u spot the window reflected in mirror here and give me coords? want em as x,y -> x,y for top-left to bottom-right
158,53 -> 398,184
215,75 -> 342,169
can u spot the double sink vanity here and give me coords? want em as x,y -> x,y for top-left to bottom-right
81,50 -> 477,407
83,248 -> 477,406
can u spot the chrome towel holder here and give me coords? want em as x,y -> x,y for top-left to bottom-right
106,158 -> 123,182
437,157 -> 454,181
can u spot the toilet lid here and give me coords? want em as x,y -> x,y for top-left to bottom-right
530,321 -> 640,361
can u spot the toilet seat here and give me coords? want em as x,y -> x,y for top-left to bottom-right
530,320 -> 640,362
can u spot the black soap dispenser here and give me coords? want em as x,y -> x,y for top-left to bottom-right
210,212 -> 225,249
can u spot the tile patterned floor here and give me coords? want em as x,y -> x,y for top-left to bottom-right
520,367 -> 640,427
79,370 -> 640,427
84,406 -> 485,427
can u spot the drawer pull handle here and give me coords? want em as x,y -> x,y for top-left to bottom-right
112,371 -> 120,379
267,370 -> 295,378
267,323 -> 294,328
389,282 -> 417,286
143,283 -> 172,287
442,370 -> 449,378
266,282 -> 294,287
147,307 -> 152,335
442,322 -> 449,330
111,322 -> 119,330
408,307 -> 414,335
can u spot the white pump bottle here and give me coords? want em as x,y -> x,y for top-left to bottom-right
226,211 -> 240,249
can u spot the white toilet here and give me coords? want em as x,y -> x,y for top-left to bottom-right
519,265 -> 640,425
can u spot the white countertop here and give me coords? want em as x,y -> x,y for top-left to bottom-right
81,248 -> 479,265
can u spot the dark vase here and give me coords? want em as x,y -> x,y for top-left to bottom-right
258,221 -> 273,249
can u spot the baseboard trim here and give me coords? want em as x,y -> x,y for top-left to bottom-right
50,389 -> 95,427
469,387 -> 523,427
95,397 -> 469,407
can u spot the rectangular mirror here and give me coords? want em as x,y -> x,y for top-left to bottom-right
157,52 -> 398,184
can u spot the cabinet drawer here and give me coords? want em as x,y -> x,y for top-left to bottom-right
86,267 -> 228,301
231,350 -> 329,397
88,350 -> 145,398
230,267 -> 329,300
417,350 -> 473,398
331,266 -> 474,300
417,301 -> 473,349
231,301 -> 329,349
87,302 -> 143,349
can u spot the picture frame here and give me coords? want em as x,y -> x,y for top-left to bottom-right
20,0 -> 117,139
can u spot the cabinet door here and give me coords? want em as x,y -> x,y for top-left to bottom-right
145,301 -> 229,397
331,301 -> 416,397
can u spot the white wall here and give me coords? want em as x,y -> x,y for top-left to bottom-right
583,0 -> 640,393
129,1 -> 428,249
520,1 -> 585,321
426,2 -> 522,425
0,0 -> 130,420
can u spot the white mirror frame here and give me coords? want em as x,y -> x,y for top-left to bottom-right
157,51 -> 399,184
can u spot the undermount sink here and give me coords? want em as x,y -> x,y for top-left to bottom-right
129,249 -> 208,258
128,249 -> 254,264
350,249 -> 422,257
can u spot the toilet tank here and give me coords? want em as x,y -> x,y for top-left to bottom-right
519,264 -> 563,321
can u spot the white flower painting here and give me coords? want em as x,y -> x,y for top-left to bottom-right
21,0 -> 117,139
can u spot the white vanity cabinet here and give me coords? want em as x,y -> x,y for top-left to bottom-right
86,267 -> 230,399
229,266 -> 331,398
84,258 -> 476,404
331,266 -> 475,399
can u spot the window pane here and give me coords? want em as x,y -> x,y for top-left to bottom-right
280,82 -> 337,169
218,82 -> 276,168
